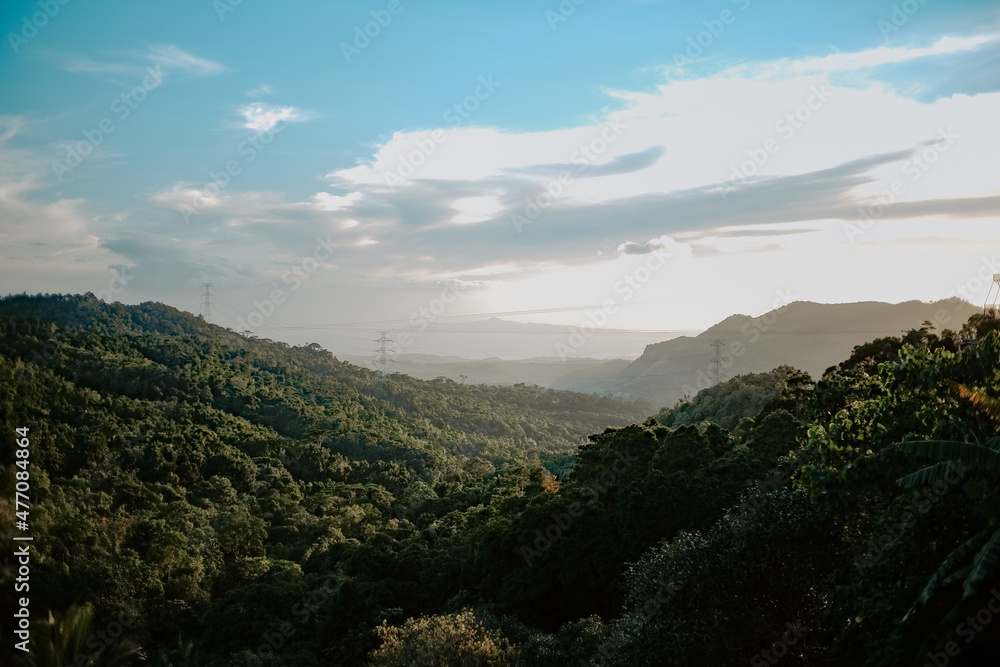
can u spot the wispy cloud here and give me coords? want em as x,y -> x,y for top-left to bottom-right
719,33 -> 1000,79
54,54 -> 134,75
143,44 -> 226,77
246,84 -> 273,97
54,44 -> 225,78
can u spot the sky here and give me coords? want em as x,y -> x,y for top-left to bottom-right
1,0 -> 999,359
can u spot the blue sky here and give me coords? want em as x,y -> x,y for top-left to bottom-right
1,0 -> 999,357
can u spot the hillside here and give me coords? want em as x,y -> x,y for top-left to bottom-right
581,298 -> 979,409
0,294 -> 647,464
3,294 -> 1000,666
0,294 -> 651,664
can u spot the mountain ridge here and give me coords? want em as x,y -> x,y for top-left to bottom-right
573,297 -> 979,408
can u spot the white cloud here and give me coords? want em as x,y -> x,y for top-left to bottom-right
149,182 -> 226,212
307,192 -> 363,212
323,31 -> 1000,224
25,32 -> 996,332
148,183 -> 289,221
238,103 -> 311,133
451,195 -> 503,224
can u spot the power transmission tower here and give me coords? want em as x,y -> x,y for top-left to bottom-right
709,338 -> 726,386
986,273 -> 1000,317
201,283 -> 214,323
373,330 -> 394,381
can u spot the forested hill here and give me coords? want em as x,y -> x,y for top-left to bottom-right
0,293 -> 648,466
0,293 -> 647,664
2,294 -> 1000,666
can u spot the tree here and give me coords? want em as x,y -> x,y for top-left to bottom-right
368,608 -> 519,667
961,313 -> 1000,340
21,603 -> 144,667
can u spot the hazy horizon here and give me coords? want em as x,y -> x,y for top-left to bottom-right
126,294 -> 984,361
2,0 -> 999,357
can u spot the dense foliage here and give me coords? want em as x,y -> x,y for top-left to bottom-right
656,364 -> 812,430
1,294 -> 998,666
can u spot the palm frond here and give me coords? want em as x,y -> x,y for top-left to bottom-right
963,526 -> 1000,599
939,564 -> 973,589
896,440 -> 1000,475
23,604 -> 144,667
897,461 -> 967,489
914,530 -> 990,609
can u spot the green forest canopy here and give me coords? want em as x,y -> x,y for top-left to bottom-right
1,293 -> 999,666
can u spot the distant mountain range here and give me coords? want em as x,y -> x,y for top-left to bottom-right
344,352 -> 633,389
564,298 -> 980,409
333,316 -> 697,361
347,299 -> 981,410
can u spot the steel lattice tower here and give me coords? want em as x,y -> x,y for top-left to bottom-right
201,283 -> 214,323
373,330 -> 394,381
710,338 -> 726,386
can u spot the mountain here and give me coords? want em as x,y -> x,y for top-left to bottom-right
576,298 -> 979,409
343,353 -> 633,390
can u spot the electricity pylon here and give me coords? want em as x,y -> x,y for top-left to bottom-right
710,338 -> 726,386
373,330 -> 394,381
201,283 -> 214,323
